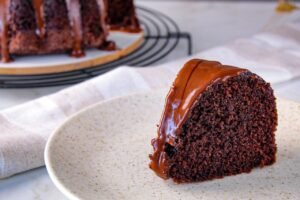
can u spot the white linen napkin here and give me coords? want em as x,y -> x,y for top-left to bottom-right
1,21 -> 300,179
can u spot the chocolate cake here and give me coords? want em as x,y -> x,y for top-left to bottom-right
149,59 -> 278,183
0,0 -> 141,62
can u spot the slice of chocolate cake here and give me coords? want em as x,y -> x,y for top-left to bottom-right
149,59 -> 278,183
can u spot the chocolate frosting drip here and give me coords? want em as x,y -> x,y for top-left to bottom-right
149,59 -> 248,179
66,0 -> 84,57
0,0 -> 10,62
32,0 -> 45,38
97,0 -> 108,38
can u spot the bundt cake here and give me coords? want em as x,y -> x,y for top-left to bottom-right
0,0 -> 140,62
149,59 -> 278,183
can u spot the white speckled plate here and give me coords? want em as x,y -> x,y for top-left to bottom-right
45,90 -> 300,200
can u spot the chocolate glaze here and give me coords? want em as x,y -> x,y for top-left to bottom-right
149,59 -> 248,179
66,0 -> 85,58
32,0 -> 45,38
97,0 -> 109,38
0,0 -> 10,62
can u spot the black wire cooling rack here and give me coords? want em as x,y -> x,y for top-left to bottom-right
0,6 -> 192,88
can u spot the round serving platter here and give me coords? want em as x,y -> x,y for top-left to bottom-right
0,31 -> 144,75
45,90 -> 300,200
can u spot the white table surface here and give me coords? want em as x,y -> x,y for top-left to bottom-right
0,1 -> 300,199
